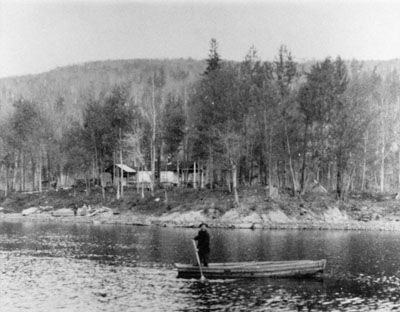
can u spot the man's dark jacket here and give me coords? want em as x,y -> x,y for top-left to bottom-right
194,230 -> 210,254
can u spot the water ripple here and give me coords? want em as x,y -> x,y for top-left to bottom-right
2,223 -> 400,311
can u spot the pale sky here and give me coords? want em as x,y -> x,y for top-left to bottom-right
1,0 -> 400,78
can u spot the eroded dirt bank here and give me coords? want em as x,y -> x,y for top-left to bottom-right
1,187 -> 400,231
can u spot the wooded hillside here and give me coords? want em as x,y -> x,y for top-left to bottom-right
1,40 -> 400,204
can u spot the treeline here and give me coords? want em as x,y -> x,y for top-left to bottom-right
188,40 -> 400,202
0,58 -> 203,196
0,39 -> 400,202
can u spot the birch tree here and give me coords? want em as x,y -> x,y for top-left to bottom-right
273,46 -> 298,195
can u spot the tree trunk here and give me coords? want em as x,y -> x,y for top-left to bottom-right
115,150 -> 120,200
13,154 -> 18,192
86,176 -> 90,196
336,167 -> 342,199
208,145 -> 214,189
193,161 -> 197,189
39,150 -> 42,193
113,151 -> 116,186
361,131 -> 368,191
120,128 -> 124,199
47,150 -> 51,183
380,100 -> 386,193
201,166 -> 205,189
140,166 -> 145,198
100,160 -> 105,200
327,162 -> 332,192
31,156 -> 36,191
283,121 -> 297,196
156,144 -> 161,186
226,171 -> 232,193
232,162 -> 239,206
336,153 -> 344,199
398,148 -> 400,193
150,74 -> 156,196
343,166 -> 356,200
264,110 -> 274,197
5,165 -> 8,197
73,181 -> 77,197
20,151 -> 23,191
300,123 -> 309,192
380,123 -> 385,193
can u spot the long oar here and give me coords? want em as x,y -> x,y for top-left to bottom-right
192,239 -> 206,281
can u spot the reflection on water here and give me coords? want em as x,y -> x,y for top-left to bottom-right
1,221 -> 400,311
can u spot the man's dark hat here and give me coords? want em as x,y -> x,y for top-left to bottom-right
199,222 -> 208,228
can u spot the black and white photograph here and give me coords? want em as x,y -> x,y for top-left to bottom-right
1,0 -> 400,311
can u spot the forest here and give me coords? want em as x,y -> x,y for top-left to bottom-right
1,39 -> 400,204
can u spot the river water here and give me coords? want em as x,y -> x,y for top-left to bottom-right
1,221 -> 400,312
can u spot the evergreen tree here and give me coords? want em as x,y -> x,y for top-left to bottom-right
162,94 -> 185,158
204,38 -> 222,75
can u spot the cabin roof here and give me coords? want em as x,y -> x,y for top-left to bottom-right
115,164 -> 136,173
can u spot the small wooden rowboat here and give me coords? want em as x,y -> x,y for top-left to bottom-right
175,259 -> 326,279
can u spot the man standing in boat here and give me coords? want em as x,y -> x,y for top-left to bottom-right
193,223 -> 210,267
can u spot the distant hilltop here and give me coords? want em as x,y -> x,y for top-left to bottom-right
0,58 -> 206,118
2,57 -> 400,81
1,57 -> 400,119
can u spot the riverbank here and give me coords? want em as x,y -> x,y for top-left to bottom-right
1,186 -> 400,231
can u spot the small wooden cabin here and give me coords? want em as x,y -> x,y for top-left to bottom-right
106,164 -> 136,187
